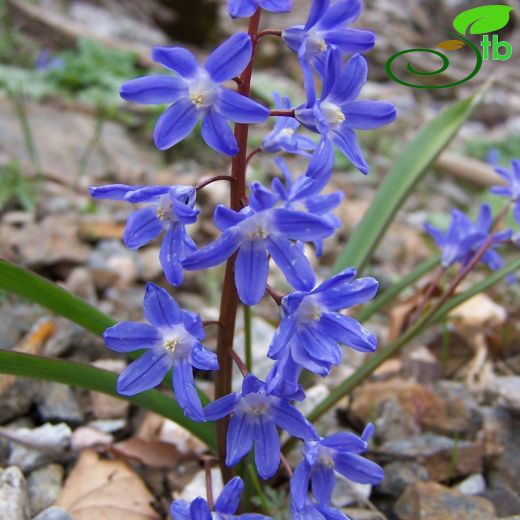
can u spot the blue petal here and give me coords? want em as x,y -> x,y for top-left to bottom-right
325,29 -> 375,53
329,53 -> 367,106
297,325 -> 342,365
226,412 -> 254,466
267,234 -> 316,291
333,452 -> 384,484
330,127 -> 369,175
103,322 -> 161,352
321,432 -> 367,452
170,500 -> 191,520
270,399 -> 318,440
268,316 -> 296,359
90,184 -> 142,201
160,223 -> 186,286
321,47 -> 342,100
282,25 -> 305,53
151,47 -> 199,78
143,282 -> 182,328
204,392 -> 240,421
123,207 -> 164,249
318,0 -> 361,28
254,415 -> 280,479
343,100 -> 396,130
215,89 -> 269,123
299,48 -> 317,106
154,97 -> 199,151
117,349 -> 172,396
259,0 -> 292,13
272,208 -> 335,241
235,240 -> 269,305
205,33 -> 252,83
120,75 -> 187,105
306,192 -> 343,214
249,182 -> 279,211
215,477 -> 244,515
189,497 -> 212,520
317,276 -> 379,311
242,373 -> 264,394
191,342 -> 219,371
182,311 -> 205,340
201,109 -> 239,156
291,460 -> 312,505
311,465 -> 335,504
315,503 -> 349,520
173,359 -> 205,421
171,197 -> 200,225
228,0 -> 257,18
214,205 -> 247,231
317,313 -> 377,352
124,185 -> 170,203
291,338 -> 331,376
306,139 -> 335,182
182,230 -> 242,270
305,0 -> 330,30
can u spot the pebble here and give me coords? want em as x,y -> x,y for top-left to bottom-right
27,464 -> 64,515
395,481 -> 496,520
455,473 -> 486,496
90,359 -> 130,419
0,466 -> 31,520
0,378 -> 39,423
33,507 -> 73,520
36,382 -> 84,423
378,461 -> 429,497
332,473 -> 371,508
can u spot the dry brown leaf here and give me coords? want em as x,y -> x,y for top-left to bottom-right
55,450 -> 159,520
110,437 -> 190,468
437,39 -> 466,51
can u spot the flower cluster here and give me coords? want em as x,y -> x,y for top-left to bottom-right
91,0 -> 395,518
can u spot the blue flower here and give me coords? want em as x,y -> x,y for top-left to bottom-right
171,477 -> 271,520
425,204 -> 510,270
90,184 -> 198,286
291,498 -> 350,520
261,93 -> 315,156
203,374 -> 318,479
228,0 -> 291,18
120,33 -> 269,155
272,156 -> 343,257
103,283 -> 217,421
295,49 -> 396,174
182,182 -> 335,305
283,0 -> 375,76
268,268 -> 379,376
491,159 -> 520,209
291,424 -> 384,507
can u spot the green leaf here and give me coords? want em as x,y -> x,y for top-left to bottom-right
303,257 -> 520,427
453,5 -> 513,35
0,350 -> 216,450
332,88 -> 487,275
0,259 -> 115,336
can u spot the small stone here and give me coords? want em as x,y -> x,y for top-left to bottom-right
332,473 -> 371,507
178,468 -> 223,503
138,247 -> 162,281
378,461 -> 429,497
0,378 -> 39,423
27,464 -> 64,515
90,360 -> 130,419
395,481 -> 496,520
373,399 -> 420,443
378,433 -> 483,482
36,383 -> 84,423
0,466 -> 31,520
488,376 -> 520,412
482,484 -> 520,517
455,474 -> 486,496
65,267 -> 98,304
33,506 -> 73,520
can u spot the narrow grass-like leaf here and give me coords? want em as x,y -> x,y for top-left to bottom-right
0,350 -> 217,450
356,255 -> 440,323
332,87 -> 487,275
0,259 -> 114,336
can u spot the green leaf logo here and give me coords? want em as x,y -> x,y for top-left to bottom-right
437,39 -> 466,51
453,5 -> 513,35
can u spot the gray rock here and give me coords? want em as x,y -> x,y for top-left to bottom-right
32,507 -> 73,520
395,481 -> 496,520
0,378 -> 39,423
27,464 -> 64,515
373,399 -> 420,444
455,474 -> 486,496
488,377 -> 520,412
0,466 -> 31,520
378,461 -> 429,497
482,484 -> 520,517
36,383 -> 84,423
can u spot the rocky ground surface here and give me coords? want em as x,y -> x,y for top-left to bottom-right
1,0 -> 520,519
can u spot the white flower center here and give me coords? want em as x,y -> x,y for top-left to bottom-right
160,325 -> 194,358
188,71 -> 216,110
239,211 -> 273,241
279,127 -> 295,138
296,296 -> 323,323
320,100 -> 346,126
156,194 -> 175,221
307,31 -> 328,53
240,391 -> 272,417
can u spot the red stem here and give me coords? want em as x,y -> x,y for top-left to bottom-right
255,29 -> 282,40
270,109 -> 295,117
215,7 -> 262,483
245,147 -> 261,166
196,175 -> 234,192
